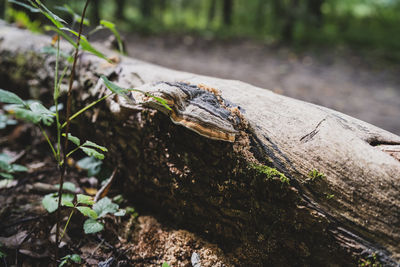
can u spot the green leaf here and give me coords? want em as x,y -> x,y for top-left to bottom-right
8,0 -> 40,13
0,249 -> 6,258
76,206 -> 98,219
61,28 -> 109,61
62,133 -> 80,146
83,218 -> 104,234
61,193 -> 74,206
82,140 -> 108,152
77,194 -> 95,205
42,193 -> 58,213
62,200 -> 74,207
0,89 -> 26,105
0,153 -> 12,163
70,254 -> 81,263
114,209 -> 126,217
29,0 -> 65,29
29,102 -> 54,126
0,172 -> 13,179
162,263 -> 171,267
93,197 -> 118,218
44,26 -> 77,49
101,76 -> 128,96
100,19 -> 124,54
59,259 -> 68,267
0,159 -> 12,172
80,147 -> 104,160
60,4 -> 90,26
11,164 -> 28,172
56,181 -> 76,192
76,157 -> 102,177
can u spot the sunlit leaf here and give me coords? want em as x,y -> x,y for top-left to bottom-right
8,0 -> 40,13
42,193 -> 58,213
29,102 -> 54,126
100,19 -> 124,54
82,140 -> 108,152
83,218 -> 103,234
62,133 -> 80,146
0,89 -> 26,105
93,197 -> 118,218
29,0 -> 66,29
76,206 -> 98,219
80,147 -> 104,160
100,75 -> 128,96
61,28 -> 109,61
114,209 -> 126,217
77,194 -> 95,205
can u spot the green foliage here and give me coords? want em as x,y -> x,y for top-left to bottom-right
77,156 -> 102,177
0,113 -> 17,129
59,254 -> 81,267
0,248 -> 6,259
0,153 -> 28,179
6,8 -> 42,32
0,88 -> 26,105
62,133 -> 107,159
100,19 -> 124,54
101,76 -> 171,111
83,218 -> 104,234
162,263 -> 171,267
308,169 -> 326,181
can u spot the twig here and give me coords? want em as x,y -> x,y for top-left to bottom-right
55,0 -> 91,262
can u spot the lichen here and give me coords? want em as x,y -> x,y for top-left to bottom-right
249,163 -> 290,185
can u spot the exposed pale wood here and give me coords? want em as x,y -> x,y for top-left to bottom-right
1,23 -> 399,265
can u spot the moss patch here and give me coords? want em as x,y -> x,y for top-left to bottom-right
249,163 -> 289,185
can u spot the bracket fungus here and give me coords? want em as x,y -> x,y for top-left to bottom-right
129,82 -> 242,142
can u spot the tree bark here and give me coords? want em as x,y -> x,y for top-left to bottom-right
0,23 -> 399,266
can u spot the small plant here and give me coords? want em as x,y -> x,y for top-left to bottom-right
59,254 -> 81,267
1,0 -> 169,264
0,152 -> 28,179
308,169 -> 325,182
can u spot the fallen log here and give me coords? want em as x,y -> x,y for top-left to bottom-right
1,22 -> 399,266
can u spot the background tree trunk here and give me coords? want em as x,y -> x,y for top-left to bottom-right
0,23 -> 399,266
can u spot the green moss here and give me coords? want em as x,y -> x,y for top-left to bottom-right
308,169 -> 325,181
250,164 -> 289,185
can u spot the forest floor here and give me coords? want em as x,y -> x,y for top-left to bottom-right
124,34 -> 400,135
0,124 -> 228,266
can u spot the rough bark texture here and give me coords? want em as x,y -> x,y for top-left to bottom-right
1,23 -> 400,266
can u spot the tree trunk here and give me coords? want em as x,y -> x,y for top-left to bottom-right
222,0 -> 233,26
90,0 -> 101,25
139,0 -> 153,19
0,23 -> 399,266
114,0 -> 127,21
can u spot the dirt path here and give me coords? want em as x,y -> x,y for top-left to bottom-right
124,35 -> 400,135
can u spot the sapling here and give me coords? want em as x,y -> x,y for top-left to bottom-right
0,0 -> 169,264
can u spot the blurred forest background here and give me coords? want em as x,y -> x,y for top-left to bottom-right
2,0 -> 400,58
1,0 -> 400,134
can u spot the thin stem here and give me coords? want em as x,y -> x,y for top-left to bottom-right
60,208 -> 75,241
54,35 -> 61,162
56,0 -> 91,258
61,93 -> 111,129
66,146 -> 81,158
39,124 -> 57,160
